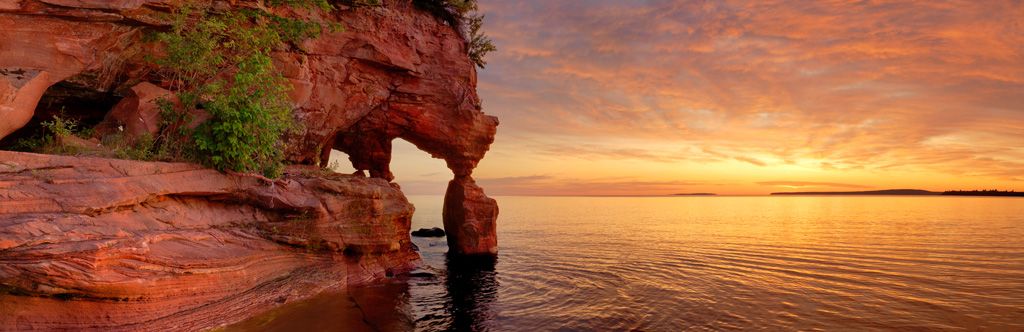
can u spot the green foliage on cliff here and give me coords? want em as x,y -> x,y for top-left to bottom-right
27,115 -> 81,155
265,0 -> 333,11
467,14 -> 496,68
40,115 -> 78,138
6,114 -> 156,159
151,2 -> 334,177
414,0 -> 496,68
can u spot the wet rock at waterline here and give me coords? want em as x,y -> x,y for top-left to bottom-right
413,227 -> 447,237
0,151 -> 420,330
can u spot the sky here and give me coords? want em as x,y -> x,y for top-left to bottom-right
347,0 -> 1024,196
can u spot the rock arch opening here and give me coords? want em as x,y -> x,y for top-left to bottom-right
388,139 -> 450,195
0,78 -> 120,149
327,149 -> 358,173
329,127 -> 499,256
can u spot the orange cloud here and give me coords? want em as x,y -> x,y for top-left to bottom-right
390,0 -> 1024,195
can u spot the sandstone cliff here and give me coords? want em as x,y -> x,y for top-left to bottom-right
0,0 -> 498,329
0,151 -> 419,330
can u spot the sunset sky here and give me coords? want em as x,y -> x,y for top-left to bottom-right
352,0 -> 1024,196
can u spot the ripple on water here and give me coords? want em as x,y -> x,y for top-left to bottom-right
407,196 -> 1024,331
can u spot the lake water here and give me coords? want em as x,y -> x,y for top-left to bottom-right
231,195 -> 1024,331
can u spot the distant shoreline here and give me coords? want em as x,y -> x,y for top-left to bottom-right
672,193 -> 717,196
771,189 -> 1023,197
940,190 -> 1024,197
408,192 -> 1023,198
771,189 -> 939,196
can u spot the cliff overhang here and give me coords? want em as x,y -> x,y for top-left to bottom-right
0,0 -> 498,329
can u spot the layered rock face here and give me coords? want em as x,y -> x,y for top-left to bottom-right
0,0 -> 498,256
281,2 -> 501,255
0,151 -> 419,330
0,0 -> 499,329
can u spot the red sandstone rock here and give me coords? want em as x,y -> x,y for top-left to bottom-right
0,150 -> 419,330
0,6 -> 141,142
285,3 -> 501,254
443,176 -> 499,255
0,69 -> 50,140
296,5 -> 500,177
35,0 -> 158,10
0,1 -> 499,328
0,1 -> 498,217
94,82 -> 174,140
55,133 -> 105,154
0,1 -> 19,11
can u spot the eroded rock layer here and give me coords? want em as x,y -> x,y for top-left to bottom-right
0,150 -> 419,330
0,0 -> 498,257
0,0 -> 500,328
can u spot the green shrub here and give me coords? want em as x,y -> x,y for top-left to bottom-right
153,97 -> 193,160
40,115 -> 78,155
413,0 -> 495,68
41,115 -> 78,138
5,117 -> 65,153
266,0 -> 333,11
7,135 -> 46,153
152,2 -> 334,177
33,115 -> 89,156
190,53 -> 293,177
467,14 -> 496,68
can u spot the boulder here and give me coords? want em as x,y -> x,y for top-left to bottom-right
412,227 -> 446,237
443,176 -> 499,255
94,81 -> 176,140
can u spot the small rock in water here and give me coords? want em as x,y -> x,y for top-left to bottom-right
407,271 -> 436,279
411,227 -> 445,237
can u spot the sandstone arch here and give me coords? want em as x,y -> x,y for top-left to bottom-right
0,1 -> 500,256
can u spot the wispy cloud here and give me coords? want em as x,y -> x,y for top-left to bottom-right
397,174 -> 716,196
474,0 -> 1024,188
534,144 -> 692,163
475,175 -> 713,196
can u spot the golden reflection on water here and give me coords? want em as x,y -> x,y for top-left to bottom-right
222,283 -> 414,332
234,196 -> 1024,331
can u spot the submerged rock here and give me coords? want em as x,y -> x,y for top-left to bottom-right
412,227 -> 447,237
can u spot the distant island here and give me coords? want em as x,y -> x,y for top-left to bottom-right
941,190 -> 1023,197
771,189 -> 1022,197
673,193 -> 717,196
771,189 -> 939,196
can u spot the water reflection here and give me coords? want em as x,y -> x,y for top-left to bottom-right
442,254 -> 499,332
224,250 -> 499,331
229,196 -> 1024,330
350,282 -> 416,332
222,281 -> 414,332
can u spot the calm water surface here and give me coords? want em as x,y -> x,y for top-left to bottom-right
238,196 -> 1024,331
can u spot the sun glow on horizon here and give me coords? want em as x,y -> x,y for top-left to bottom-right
389,0 -> 1024,196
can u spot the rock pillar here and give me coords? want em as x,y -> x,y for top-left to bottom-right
443,175 -> 498,255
